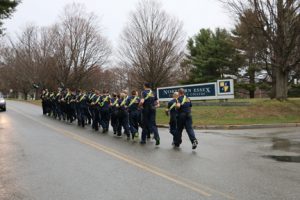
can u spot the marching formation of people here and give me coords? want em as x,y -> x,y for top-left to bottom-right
41,83 -> 198,149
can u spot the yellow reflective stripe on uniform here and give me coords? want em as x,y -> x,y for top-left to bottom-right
95,96 -> 101,104
103,96 -> 109,102
65,92 -> 70,98
181,96 -> 187,105
101,96 -> 109,105
144,90 -> 153,100
100,96 -> 109,107
79,94 -> 86,102
112,98 -> 118,106
121,98 -> 127,106
128,96 -> 138,107
169,102 -> 176,110
89,94 -> 95,100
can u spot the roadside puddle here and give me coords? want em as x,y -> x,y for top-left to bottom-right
263,138 -> 300,163
271,138 -> 300,153
263,155 -> 300,163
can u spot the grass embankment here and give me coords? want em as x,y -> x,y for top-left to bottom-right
157,98 -> 300,125
12,98 -> 300,125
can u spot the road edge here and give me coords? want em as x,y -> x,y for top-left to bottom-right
158,123 -> 300,130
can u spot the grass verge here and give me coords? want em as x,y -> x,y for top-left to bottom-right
157,98 -> 300,125
11,98 -> 300,126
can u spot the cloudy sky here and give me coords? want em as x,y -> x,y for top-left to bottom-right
3,0 -> 233,45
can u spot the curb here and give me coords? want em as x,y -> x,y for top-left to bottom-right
157,123 -> 300,130
9,100 -> 300,130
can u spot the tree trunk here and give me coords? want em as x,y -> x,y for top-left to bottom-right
269,65 -> 277,99
249,66 -> 255,99
249,89 -> 255,98
24,92 -> 28,100
275,68 -> 288,100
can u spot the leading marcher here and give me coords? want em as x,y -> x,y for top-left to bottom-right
174,88 -> 198,149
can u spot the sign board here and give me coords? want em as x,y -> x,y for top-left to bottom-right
157,79 -> 234,101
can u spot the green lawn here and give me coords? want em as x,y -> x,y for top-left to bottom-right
14,98 -> 300,125
157,98 -> 300,125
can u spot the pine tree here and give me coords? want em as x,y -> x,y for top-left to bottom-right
186,28 -> 243,83
0,0 -> 20,35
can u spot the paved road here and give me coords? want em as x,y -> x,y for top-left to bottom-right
0,101 -> 299,200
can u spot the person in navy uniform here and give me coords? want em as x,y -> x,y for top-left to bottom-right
62,88 -> 74,123
126,90 -> 140,140
54,88 -> 63,120
48,91 -> 56,117
139,83 -> 160,145
69,89 -> 77,123
41,89 -> 48,115
87,89 -> 96,125
165,92 -> 179,146
60,89 -> 68,121
175,88 -> 198,149
77,90 -> 89,128
75,89 -> 81,125
91,90 -> 101,131
84,90 -> 91,125
116,92 -> 130,139
100,90 -> 111,133
110,93 -> 119,135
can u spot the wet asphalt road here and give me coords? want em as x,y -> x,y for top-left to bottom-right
0,101 -> 300,200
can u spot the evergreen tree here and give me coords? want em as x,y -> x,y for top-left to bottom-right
186,28 -> 243,83
0,0 -> 20,35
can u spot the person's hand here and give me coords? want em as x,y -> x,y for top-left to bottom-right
165,109 -> 169,116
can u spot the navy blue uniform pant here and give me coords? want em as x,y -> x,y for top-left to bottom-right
78,107 -> 89,127
117,110 -> 130,136
169,113 -> 177,142
141,108 -> 160,142
110,109 -> 119,133
129,110 -> 140,136
100,109 -> 110,130
174,112 -> 196,145
92,109 -> 101,131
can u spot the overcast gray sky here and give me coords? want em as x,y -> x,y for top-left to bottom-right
3,0 -> 233,46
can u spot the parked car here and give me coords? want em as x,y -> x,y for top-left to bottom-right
0,92 -> 6,111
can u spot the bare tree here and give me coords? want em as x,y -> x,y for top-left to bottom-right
33,26 -> 58,90
118,0 -> 185,89
103,66 -> 132,92
52,3 -> 112,88
4,25 -> 40,99
222,0 -> 300,100
0,3 -> 112,99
